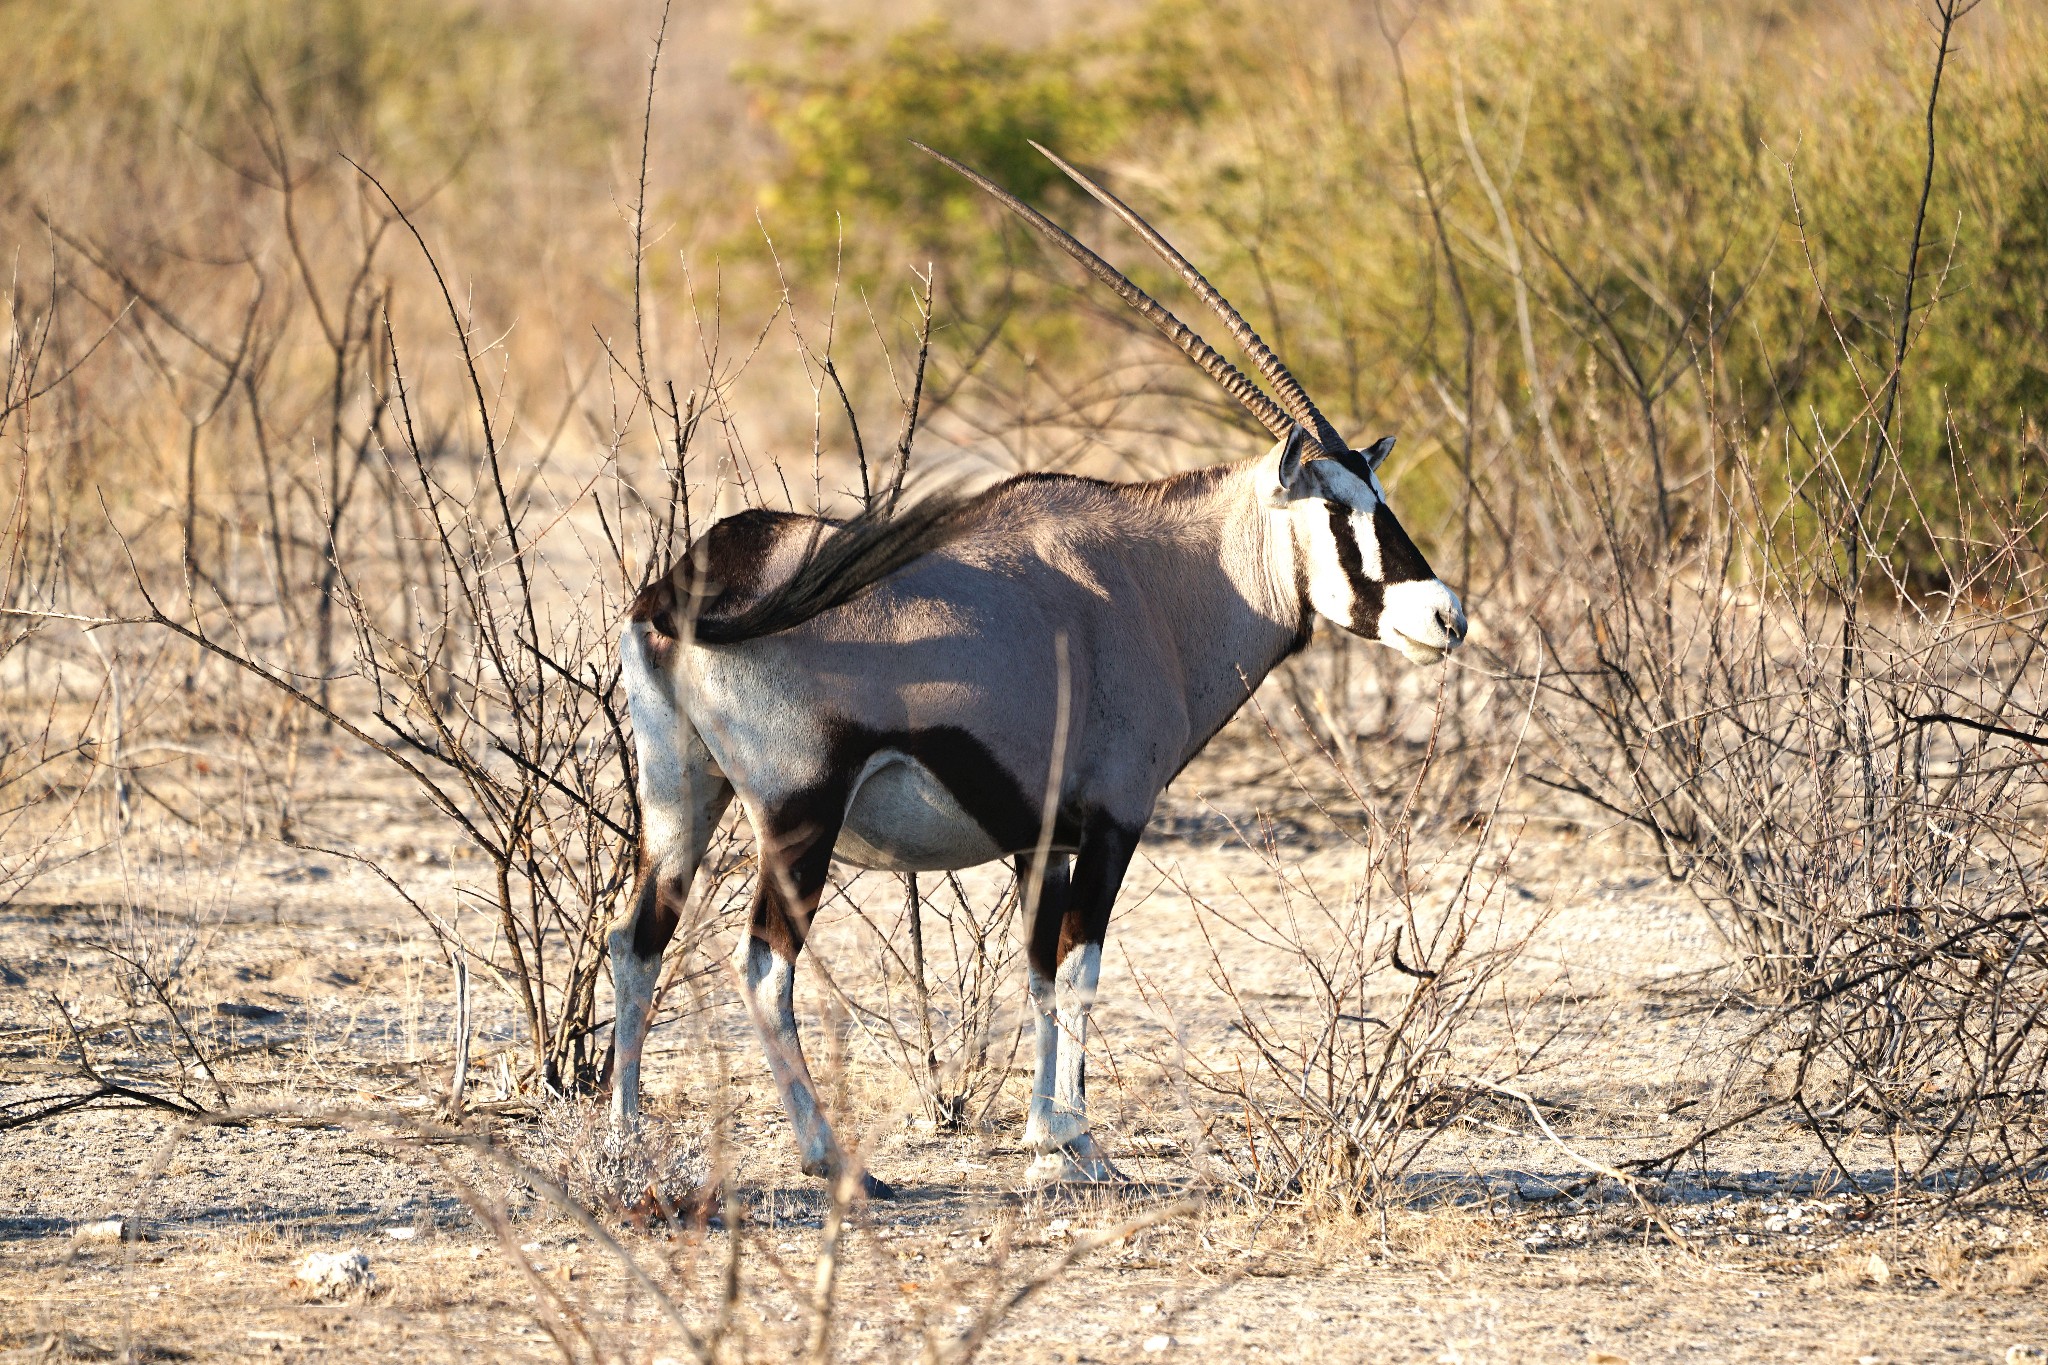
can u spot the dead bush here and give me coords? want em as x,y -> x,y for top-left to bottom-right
1522,266 -> 2048,1190
1154,699 -> 1561,1214
824,869 -> 1025,1132
1496,0 -> 2048,1198
529,1096 -> 710,1224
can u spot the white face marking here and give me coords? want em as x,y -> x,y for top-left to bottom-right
1352,505 -> 1383,580
1302,512 -> 1362,627
1292,461 -> 1382,630
1381,579 -> 1468,663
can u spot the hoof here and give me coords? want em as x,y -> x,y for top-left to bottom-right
807,1163 -> 897,1201
1025,1143 -> 1124,1186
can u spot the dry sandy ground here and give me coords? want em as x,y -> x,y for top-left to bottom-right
4,730 -> 2046,1364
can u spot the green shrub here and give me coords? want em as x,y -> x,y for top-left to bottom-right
732,0 -> 2047,579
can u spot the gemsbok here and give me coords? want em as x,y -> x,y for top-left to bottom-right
607,143 -> 1467,1194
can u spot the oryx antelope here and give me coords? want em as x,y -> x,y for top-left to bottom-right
607,143 -> 1467,1194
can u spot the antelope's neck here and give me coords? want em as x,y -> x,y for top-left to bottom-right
1150,460 -> 1315,768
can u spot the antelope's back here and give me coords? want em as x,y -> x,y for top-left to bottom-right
644,480 -> 1196,820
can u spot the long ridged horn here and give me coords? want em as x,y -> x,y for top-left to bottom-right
912,140 -> 1296,445
1029,141 -> 1347,456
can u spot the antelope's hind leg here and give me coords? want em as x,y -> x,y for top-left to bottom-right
738,796 -> 894,1200
609,638 -> 732,1125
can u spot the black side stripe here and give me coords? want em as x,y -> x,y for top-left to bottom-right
822,721 -> 1084,857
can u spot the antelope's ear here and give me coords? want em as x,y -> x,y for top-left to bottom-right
1259,425 -> 1317,508
1360,435 -> 1395,472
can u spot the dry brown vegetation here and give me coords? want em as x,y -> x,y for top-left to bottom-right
5,0 -> 2048,1360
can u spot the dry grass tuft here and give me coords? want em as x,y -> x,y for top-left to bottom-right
526,1099 -> 710,1227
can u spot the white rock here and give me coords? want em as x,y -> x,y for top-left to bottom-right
77,1217 -> 130,1242
383,1226 -> 417,1241
2005,1346 -> 2046,1365
1143,1335 -> 1176,1353
292,1249 -> 376,1300
1864,1252 -> 1891,1286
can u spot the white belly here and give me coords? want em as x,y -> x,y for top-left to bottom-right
835,751 -> 1005,872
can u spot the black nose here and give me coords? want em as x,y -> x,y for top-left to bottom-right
1436,608 -> 1465,644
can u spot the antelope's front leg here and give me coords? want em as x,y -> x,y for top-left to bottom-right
1018,853 -> 1072,1157
1021,822 -> 1137,1185
1026,940 -> 1118,1185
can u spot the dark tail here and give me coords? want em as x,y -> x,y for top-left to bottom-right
666,487 -> 976,647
